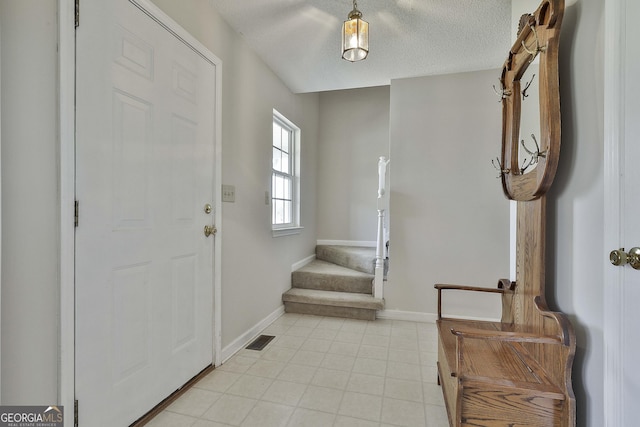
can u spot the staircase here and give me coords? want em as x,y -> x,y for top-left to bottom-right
282,245 -> 385,321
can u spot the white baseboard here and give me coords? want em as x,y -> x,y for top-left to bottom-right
376,309 -> 499,323
291,254 -> 316,272
317,240 -> 376,247
219,305 -> 285,364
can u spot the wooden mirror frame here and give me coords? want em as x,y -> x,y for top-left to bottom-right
499,0 -> 564,201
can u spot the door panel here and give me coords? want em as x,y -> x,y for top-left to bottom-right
112,264 -> 151,383
75,1 -> 217,425
112,91 -> 152,228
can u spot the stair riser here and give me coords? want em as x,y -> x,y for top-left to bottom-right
316,246 -> 376,274
284,302 -> 376,321
292,271 -> 372,294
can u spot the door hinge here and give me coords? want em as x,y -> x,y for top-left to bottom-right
74,200 -> 79,227
75,0 -> 79,28
74,399 -> 79,427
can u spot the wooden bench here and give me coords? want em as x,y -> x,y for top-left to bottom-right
434,201 -> 575,426
435,280 -> 575,425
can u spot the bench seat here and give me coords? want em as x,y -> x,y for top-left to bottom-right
437,317 -> 569,426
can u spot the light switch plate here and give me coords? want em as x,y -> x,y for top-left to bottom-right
222,185 -> 235,203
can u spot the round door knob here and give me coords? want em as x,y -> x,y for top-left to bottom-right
610,249 -> 628,266
609,247 -> 640,269
204,225 -> 217,237
629,247 -> 640,270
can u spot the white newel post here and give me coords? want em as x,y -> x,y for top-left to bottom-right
374,209 -> 385,298
374,156 -> 390,299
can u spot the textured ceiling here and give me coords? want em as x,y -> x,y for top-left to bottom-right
209,0 -> 512,93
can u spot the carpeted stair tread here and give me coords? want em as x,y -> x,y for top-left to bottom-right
292,259 -> 373,294
296,259 -> 374,278
316,245 -> 376,274
282,288 -> 384,310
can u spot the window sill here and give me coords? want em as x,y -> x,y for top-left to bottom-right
272,226 -> 304,238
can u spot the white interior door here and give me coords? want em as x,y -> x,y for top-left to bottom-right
75,1 -> 218,425
604,0 -> 640,425
620,0 -> 640,421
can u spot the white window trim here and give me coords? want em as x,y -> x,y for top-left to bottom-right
272,226 -> 304,238
272,109 -> 301,236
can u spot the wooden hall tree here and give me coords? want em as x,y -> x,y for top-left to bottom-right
434,0 -> 576,425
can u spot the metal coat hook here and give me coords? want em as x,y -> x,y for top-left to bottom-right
520,157 -> 536,174
519,134 -> 547,173
492,157 -> 510,178
521,23 -> 547,57
522,73 -> 536,100
492,80 -> 512,102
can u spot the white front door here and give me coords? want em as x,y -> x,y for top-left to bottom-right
75,1 -> 218,425
604,0 -> 640,425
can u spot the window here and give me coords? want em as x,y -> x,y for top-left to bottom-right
272,110 -> 301,236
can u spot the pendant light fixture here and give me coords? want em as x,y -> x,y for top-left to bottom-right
341,0 -> 369,62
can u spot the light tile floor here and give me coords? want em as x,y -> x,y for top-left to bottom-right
147,313 -> 449,427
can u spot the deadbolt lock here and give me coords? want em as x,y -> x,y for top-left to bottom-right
609,247 -> 640,270
204,204 -> 212,214
204,225 -> 217,237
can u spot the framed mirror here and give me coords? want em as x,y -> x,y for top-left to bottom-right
498,0 -> 564,201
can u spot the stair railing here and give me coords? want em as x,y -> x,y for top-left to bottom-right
374,156 -> 390,299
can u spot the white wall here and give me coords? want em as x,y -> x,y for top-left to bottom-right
0,0 -> 59,404
316,86 -> 390,242
149,0 -> 320,349
315,71 -> 509,319
387,69 -> 510,318
550,0 -> 605,425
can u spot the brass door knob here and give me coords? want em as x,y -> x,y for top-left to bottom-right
610,247 -> 640,269
204,225 -> 217,237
